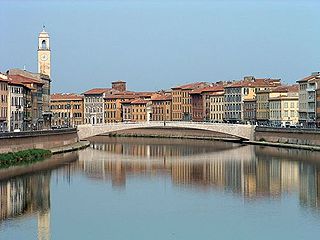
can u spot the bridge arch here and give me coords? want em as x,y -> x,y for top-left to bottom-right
77,122 -> 255,141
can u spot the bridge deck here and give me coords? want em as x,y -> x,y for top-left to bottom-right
77,122 -> 255,141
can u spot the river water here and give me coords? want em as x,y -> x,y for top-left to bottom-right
1,136 -> 320,239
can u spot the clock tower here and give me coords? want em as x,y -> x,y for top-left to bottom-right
37,26 -> 51,78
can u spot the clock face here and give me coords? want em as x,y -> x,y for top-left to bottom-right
41,54 -> 48,61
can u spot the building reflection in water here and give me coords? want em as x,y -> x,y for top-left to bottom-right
81,137 -> 320,209
0,151 -> 79,239
0,172 -> 51,240
1,136 -> 320,232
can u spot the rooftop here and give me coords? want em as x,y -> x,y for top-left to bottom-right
51,93 -> 83,101
83,88 -> 111,95
8,74 -> 44,85
226,78 -> 281,88
131,99 -> 148,104
151,94 -> 172,101
172,82 -> 208,90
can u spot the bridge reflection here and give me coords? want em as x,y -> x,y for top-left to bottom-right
1,138 -> 320,232
79,137 -> 320,207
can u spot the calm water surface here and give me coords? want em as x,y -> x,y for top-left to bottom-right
1,136 -> 320,239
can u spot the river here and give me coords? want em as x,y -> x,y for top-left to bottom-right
1,136 -> 320,239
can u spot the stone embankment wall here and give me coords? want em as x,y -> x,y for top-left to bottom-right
0,128 -> 78,153
255,127 -> 320,146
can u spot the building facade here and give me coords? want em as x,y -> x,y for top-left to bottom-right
171,82 -> 208,121
131,99 -> 147,122
297,72 -> 320,127
269,86 -> 299,127
224,77 -> 281,123
209,92 -> 225,122
150,94 -> 172,121
51,93 -> 84,126
8,83 -> 25,131
243,99 -> 256,124
0,74 -> 8,131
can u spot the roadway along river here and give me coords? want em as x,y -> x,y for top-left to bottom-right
1,136 -> 320,239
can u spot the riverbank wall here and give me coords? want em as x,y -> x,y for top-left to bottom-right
254,127 -> 320,146
0,128 -> 78,153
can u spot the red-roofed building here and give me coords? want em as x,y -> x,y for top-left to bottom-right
150,93 -> 172,121
8,69 -> 52,130
8,73 -> 47,130
104,93 -> 136,123
131,98 -> 148,122
171,82 -> 209,121
190,85 -> 224,122
224,76 -> 281,123
51,93 -> 84,126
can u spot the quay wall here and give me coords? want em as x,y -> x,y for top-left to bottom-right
255,127 -> 320,146
0,128 -> 78,153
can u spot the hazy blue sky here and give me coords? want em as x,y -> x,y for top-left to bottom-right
0,0 -> 319,93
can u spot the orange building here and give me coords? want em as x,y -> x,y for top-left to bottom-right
131,99 -> 148,122
150,93 -> 172,121
171,82 -> 209,121
104,93 -> 136,123
51,93 -> 84,126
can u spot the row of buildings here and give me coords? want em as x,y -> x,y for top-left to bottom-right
0,69 -> 51,132
0,27 -> 52,132
51,72 -> 320,128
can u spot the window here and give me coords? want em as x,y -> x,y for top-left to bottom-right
41,40 -> 47,49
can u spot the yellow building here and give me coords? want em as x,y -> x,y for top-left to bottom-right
50,93 -> 84,126
269,85 -> 299,127
131,99 -> 148,122
209,91 -> 225,122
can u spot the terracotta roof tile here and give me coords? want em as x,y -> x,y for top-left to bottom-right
8,74 -> 43,85
297,73 -> 320,83
190,85 -> 224,94
151,94 -> 172,101
131,99 -> 148,104
172,82 -> 208,90
226,78 -> 280,88
51,93 -> 84,100
83,88 -> 111,95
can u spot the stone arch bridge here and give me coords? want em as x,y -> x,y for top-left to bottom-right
77,122 -> 255,141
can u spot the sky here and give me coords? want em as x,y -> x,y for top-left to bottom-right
0,0 -> 319,93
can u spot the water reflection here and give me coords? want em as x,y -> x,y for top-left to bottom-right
82,137 -> 320,208
0,172 -> 51,240
0,152 -> 79,240
1,136 -> 320,238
